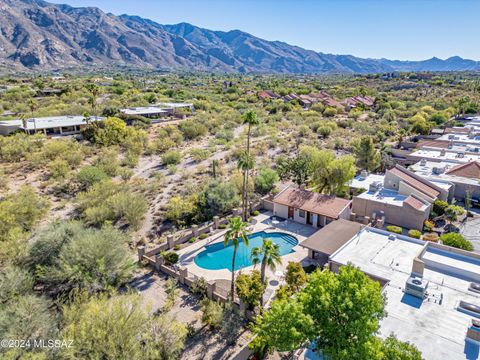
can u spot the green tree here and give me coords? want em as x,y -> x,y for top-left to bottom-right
301,265 -> 385,359
201,298 -> 223,329
235,270 -> 266,309
308,147 -> 356,195
31,222 -> 135,296
224,217 -> 250,301
250,298 -> 313,355
352,136 -> 381,172
254,167 -> 279,195
440,233 -> 473,251
200,180 -> 241,219
375,334 -> 423,360
242,110 -> 260,221
251,239 -> 281,285
285,261 -> 307,292
61,292 -> 187,360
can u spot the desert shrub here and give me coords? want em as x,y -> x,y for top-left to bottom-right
440,233 -> 473,251
30,222 -> 134,296
254,168 -> 279,195
49,158 -> 71,179
162,252 -> 179,265
198,180 -> 241,219
407,230 -> 422,239
75,180 -> 147,230
162,150 -> 182,165
433,200 -> 448,216
76,166 -> 108,190
423,219 -> 435,232
201,298 -> 223,329
198,233 -> 208,240
386,225 -> 402,234
190,277 -> 207,297
179,120 -> 208,140
422,233 -> 439,242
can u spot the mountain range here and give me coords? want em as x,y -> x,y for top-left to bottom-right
1,0 -> 479,74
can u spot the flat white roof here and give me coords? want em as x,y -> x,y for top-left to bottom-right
437,133 -> 480,146
156,102 -> 193,108
330,227 -> 480,360
357,187 -> 408,207
410,160 -> 480,187
410,148 -> 480,163
0,116 -> 103,130
120,107 -> 168,116
349,173 -> 385,190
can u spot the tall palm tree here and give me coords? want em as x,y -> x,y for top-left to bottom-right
237,151 -> 255,220
251,238 -> 281,285
242,110 -> 260,221
224,217 -> 250,301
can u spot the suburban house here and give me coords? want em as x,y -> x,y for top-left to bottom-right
120,103 -> 194,119
410,160 -> 480,202
326,226 -> 480,360
341,95 -> 375,109
351,165 -> 449,230
272,186 -> 352,228
0,116 -> 104,136
258,90 -> 280,100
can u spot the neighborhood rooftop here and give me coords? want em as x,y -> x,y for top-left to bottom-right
0,116 -> 104,136
329,227 -> 480,360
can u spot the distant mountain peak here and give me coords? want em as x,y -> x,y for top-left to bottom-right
0,0 -> 478,73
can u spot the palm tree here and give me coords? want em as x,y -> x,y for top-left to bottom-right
224,217 -> 250,301
237,151 -> 255,220
251,238 -> 281,285
242,110 -> 260,221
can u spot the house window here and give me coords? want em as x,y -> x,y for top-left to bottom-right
299,210 -> 305,218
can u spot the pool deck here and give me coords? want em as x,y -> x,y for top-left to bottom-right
177,212 -> 316,284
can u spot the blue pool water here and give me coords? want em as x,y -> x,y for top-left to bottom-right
194,231 -> 298,271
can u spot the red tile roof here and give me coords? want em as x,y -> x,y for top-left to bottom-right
273,187 -> 351,219
389,167 -> 440,199
404,195 -> 426,210
446,161 -> 480,179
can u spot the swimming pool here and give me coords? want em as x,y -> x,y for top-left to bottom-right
194,231 -> 298,271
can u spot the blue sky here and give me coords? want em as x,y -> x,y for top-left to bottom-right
48,0 -> 480,60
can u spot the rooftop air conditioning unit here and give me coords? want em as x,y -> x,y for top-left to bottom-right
420,158 -> 427,166
369,181 -> 382,192
440,149 -> 446,156
405,275 -> 429,299
388,234 -> 396,240
432,167 -> 444,175
360,170 -> 368,179
469,282 -> 480,294
448,135 -> 455,140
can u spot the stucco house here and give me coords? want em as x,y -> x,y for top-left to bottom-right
272,186 -> 352,228
351,165 -> 448,231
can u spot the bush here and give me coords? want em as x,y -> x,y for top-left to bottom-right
422,232 -> 439,242
190,277 -> 207,296
199,233 -> 209,240
235,270 -> 266,310
201,298 -> 223,329
162,251 -> 179,265
285,262 -> 307,292
251,210 -> 260,216
423,219 -> 435,232
162,150 -> 182,165
188,237 -> 196,243
433,200 -> 448,216
174,245 -> 181,251
218,223 -> 227,229
386,225 -> 402,234
254,168 -> 279,195
407,230 -> 422,239
440,233 -> 473,251
76,166 -> 108,190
